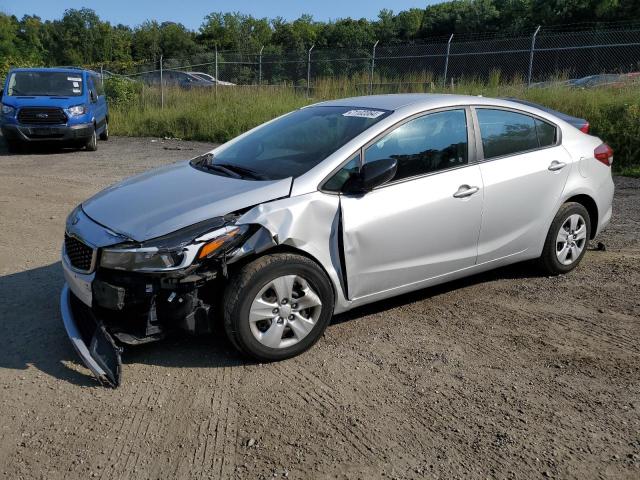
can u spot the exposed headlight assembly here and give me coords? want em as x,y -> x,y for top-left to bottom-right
99,223 -> 249,272
1,104 -> 16,116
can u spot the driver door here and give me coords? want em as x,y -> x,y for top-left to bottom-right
338,108 -> 484,300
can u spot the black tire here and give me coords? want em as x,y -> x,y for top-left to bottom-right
85,127 -> 98,151
99,121 -> 109,141
223,253 -> 335,361
539,202 -> 591,275
5,140 -> 21,154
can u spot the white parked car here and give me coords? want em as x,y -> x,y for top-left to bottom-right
60,94 -> 614,386
186,71 -> 235,86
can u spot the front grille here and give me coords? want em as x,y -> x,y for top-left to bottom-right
18,107 -> 67,125
65,234 -> 95,272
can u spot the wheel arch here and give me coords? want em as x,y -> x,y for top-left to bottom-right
564,194 -> 598,239
227,243 -> 339,303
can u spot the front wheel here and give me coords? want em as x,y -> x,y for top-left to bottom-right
85,127 -> 98,151
5,140 -> 21,154
223,253 -> 335,361
539,202 -> 591,275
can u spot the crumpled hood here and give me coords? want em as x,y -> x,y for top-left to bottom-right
82,161 -> 292,242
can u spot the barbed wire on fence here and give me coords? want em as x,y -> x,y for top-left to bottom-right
101,23 -> 640,98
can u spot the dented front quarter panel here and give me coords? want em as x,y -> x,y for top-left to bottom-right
236,192 -> 352,314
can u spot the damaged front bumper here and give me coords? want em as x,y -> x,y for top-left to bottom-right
60,283 -> 122,387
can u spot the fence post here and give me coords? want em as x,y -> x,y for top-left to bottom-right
259,45 -> 264,85
369,40 -> 379,95
215,45 -> 218,97
443,33 -> 453,88
306,44 -> 315,98
159,55 -> 164,110
528,25 -> 541,87
100,65 -> 104,87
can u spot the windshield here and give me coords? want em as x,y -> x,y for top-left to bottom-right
198,106 -> 391,180
7,71 -> 84,97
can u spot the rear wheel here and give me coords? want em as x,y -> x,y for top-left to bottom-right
99,121 -> 109,141
85,127 -> 98,151
539,202 -> 591,275
223,253 -> 334,361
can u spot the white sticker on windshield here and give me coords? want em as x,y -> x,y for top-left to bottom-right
342,109 -> 386,119
73,82 -> 80,87
72,88 -> 81,93
67,76 -> 82,82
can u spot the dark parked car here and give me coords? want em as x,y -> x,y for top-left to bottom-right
138,70 -> 214,89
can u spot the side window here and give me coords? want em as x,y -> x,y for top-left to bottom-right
87,77 -> 97,101
92,75 -> 105,96
535,118 -> 556,147
323,154 -> 360,192
364,109 -> 468,182
476,109 -> 539,159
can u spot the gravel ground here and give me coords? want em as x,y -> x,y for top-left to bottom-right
0,136 -> 638,480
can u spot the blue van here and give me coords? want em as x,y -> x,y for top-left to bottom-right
0,67 -> 109,153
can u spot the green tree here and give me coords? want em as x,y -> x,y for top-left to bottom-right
0,13 -> 19,58
200,12 -> 271,51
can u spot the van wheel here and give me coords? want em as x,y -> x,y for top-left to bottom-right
223,253 -> 334,361
539,202 -> 591,275
6,140 -> 21,154
99,121 -> 109,141
86,127 -> 98,151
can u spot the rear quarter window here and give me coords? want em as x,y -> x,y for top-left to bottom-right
535,118 -> 557,147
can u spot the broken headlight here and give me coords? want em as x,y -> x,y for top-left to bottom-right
99,224 -> 249,272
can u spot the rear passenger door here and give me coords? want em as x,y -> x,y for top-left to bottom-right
473,107 -> 571,264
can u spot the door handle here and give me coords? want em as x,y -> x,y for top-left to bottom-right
548,160 -> 567,171
453,185 -> 480,198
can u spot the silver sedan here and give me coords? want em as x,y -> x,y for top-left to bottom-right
60,94 -> 614,386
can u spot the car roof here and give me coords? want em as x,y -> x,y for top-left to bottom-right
9,67 -> 98,75
310,93 -> 545,112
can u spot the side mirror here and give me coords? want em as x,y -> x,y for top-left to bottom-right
343,158 -> 398,194
0,89 -> 3,100
90,90 -> 96,102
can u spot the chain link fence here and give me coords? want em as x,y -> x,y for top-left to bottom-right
104,22 -> 640,101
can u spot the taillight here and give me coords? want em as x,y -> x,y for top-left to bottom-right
594,143 -> 613,166
579,122 -> 590,133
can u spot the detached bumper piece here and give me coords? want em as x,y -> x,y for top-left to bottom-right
60,284 -> 122,387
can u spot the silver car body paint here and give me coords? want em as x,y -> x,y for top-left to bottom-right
82,160 -> 292,242
230,94 -> 613,314
65,94 -> 614,316
236,192 -> 349,312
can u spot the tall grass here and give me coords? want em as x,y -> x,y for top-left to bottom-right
110,85 -> 310,143
110,74 -> 640,170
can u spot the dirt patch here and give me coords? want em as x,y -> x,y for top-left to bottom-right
0,137 -> 638,479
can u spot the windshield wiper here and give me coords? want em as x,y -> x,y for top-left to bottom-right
200,163 -> 242,179
215,163 -> 266,180
191,154 -> 266,180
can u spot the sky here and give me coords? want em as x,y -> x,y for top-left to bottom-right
0,0 -> 435,29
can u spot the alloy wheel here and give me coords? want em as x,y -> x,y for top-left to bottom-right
556,213 -> 587,265
249,275 -> 322,349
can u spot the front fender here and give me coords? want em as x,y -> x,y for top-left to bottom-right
236,192 -> 351,313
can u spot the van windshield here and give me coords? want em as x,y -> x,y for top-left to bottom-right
7,71 -> 84,97
194,106 -> 391,180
